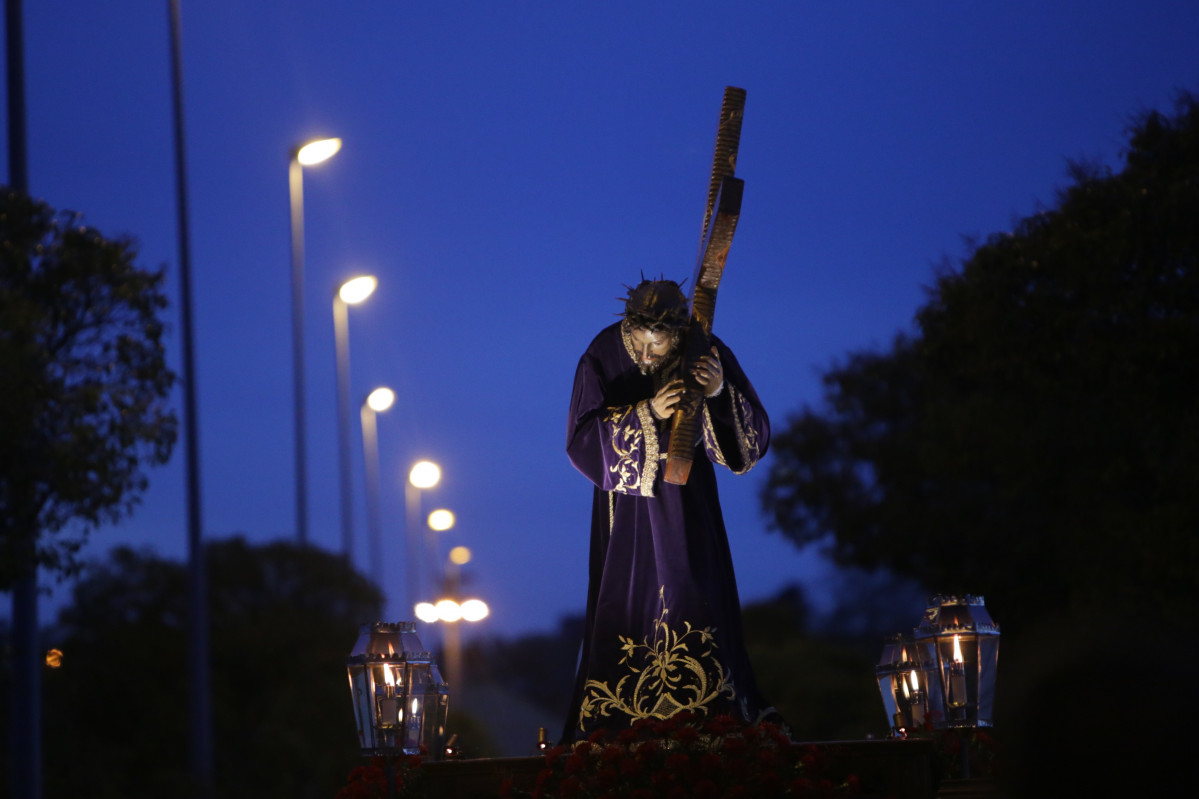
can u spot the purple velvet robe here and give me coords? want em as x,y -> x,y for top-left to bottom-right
562,321 -> 771,740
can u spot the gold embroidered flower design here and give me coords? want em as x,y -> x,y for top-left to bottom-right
580,587 -> 733,723
604,406 -> 643,493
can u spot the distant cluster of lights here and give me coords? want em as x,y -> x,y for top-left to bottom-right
415,598 -> 489,623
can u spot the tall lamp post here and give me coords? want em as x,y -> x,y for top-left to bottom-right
334,275 -> 377,561
405,460 -> 441,616
415,546 -> 488,693
361,386 -> 395,588
288,135 -> 341,546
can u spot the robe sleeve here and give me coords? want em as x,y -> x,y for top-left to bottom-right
699,338 -> 770,474
566,350 -> 660,497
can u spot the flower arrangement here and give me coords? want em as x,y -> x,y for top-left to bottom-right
336,753 -> 425,799
505,713 -> 863,799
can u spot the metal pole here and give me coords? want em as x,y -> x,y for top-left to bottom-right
405,481 -> 420,617
166,1 -> 213,795
361,404 -> 385,587
6,2 -> 39,794
333,296 -> 355,560
288,157 -> 309,545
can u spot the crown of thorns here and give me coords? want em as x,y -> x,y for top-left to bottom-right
620,278 -> 690,331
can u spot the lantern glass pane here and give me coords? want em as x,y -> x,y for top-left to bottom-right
977,636 -> 1000,726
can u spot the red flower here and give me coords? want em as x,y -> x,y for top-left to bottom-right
595,767 -> 619,789
666,752 -> 691,772
588,729 -> 608,744
559,775 -> 581,798
846,774 -> 862,794
818,778 -> 833,793
620,757 -> 642,778
635,739 -> 660,758
600,745 -> 624,764
617,727 -> 639,744
653,717 -> 678,736
697,752 -> 722,776
498,777 -> 514,798
742,724 -> 762,742
703,717 -> 732,736
693,778 -> 719,799
722,736 -> 748,755
650,770 -> 674,789
574,741 -> 593,757
667,785 -> 688,799
788,777 -> 813,795
545,744 -> 569,766
673,725 -> 700,745
564,753 -> 585,775
726,759 -> 749,781
757,748 -> 779,770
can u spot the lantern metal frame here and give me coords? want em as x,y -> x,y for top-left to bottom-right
877,594 -> 1000,735
875,633 -> 929,737
346,621 -> 450,757
912,594 -> 1000,729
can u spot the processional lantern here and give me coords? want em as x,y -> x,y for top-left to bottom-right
346,621 -> 450,757
875,633 -> 926,737
877,594 -> 1000,735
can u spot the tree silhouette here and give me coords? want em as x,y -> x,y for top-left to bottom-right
40,537 -> 383,799
0,188 -> 176,587
762,94 -> 1199,632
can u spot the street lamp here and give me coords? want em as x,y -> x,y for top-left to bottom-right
405,460 -> 441,615
334,274 -> 378,561
427,509 -> 455,532
288,135 -> 341,546
415,547 -> 489,693
361,386 -> 395,588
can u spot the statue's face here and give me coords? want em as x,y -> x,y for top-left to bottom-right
629,326 -> 678,374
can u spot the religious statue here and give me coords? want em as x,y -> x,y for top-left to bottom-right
561,278 -> 777,739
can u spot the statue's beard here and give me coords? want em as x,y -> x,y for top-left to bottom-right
641,348 -> 681,379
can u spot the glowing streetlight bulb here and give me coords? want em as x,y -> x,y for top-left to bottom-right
414,602 -> 439,623
366,387 -> 395,412
338,275 -> 377,305
460,599 -> 489,622
296,137 -> 342,166
409,461 -> 441,489
428,509 -> 455,531
449,546 -> 471,565
435,599 -> 462,622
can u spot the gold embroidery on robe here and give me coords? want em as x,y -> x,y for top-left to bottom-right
579,586 -> 734,723
635,400 -> 659,495
703,384 -> 761,474
604,405 -> 643,494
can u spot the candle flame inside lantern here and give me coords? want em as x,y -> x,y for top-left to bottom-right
909,670 -> 920,692
952,634 -> 963,663
383,667 -> 396,687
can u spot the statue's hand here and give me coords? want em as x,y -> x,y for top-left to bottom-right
650,379 -> 685,420
692,346 -> 724,397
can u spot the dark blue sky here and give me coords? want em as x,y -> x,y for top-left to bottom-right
5,1 -> 1198,640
